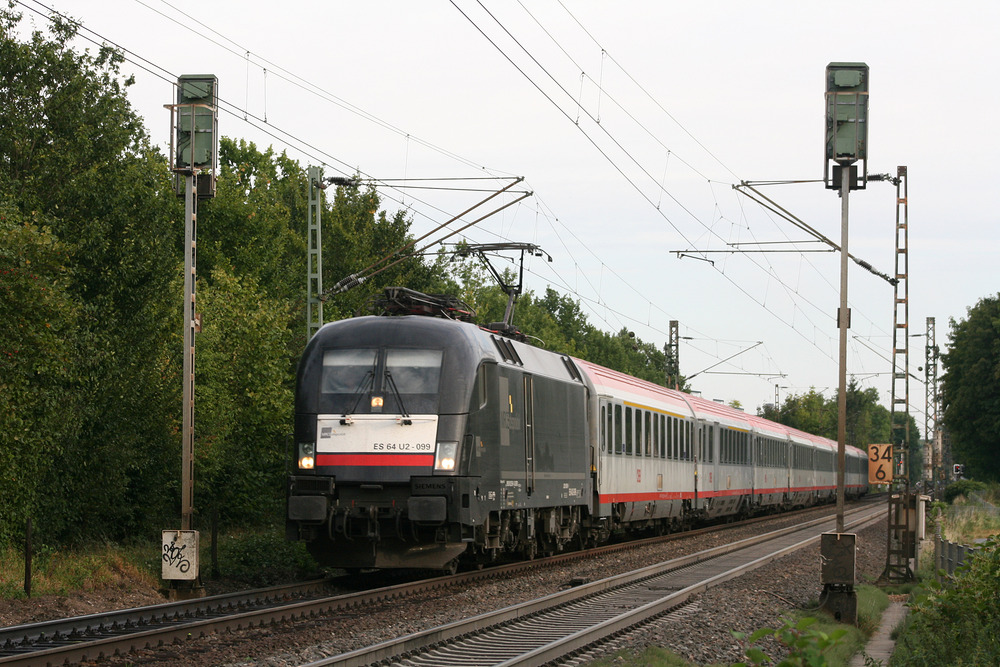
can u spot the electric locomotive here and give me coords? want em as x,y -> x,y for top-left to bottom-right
286,288 -> 868,572
286,290 -> 594,571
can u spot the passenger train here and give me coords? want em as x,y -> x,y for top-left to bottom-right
286,289 -> 868,571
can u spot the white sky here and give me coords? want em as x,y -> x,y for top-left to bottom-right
18,0 -> 1000,421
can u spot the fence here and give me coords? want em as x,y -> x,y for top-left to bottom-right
935,536 -> 976,578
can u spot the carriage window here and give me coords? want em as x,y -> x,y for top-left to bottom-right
659,415 -> 666,458
625,407 -> 633,455
653,414 -> 660,458
677,420 -> 683,461
635,410 -> 643,457
601,405 -> 607,453
644,411 -> 652,457
322,349 -> 377,393
668,417 -> 675,459
637,411 -> 644,457
614,404 -> 623,454
679,421 -> 686,460
386,348 -> 443,394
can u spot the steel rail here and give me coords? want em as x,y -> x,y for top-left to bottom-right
0,578 -> 331,650
304,504 -> 884,666
504,507 -> 886,667
0,499 -> 880,666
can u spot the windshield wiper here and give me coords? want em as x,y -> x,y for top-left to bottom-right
344,368 -> 375,419
383,370 -> 412,425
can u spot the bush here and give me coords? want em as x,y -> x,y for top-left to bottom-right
734,616 -> 850,667
943,479 -> 987,504
213,528 -> 319,587
891,535 -> 1000,665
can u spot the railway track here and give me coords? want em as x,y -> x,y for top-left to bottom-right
0,500 -> 882,666
306,503 -> 885,667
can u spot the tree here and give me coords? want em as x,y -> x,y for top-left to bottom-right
776,389 -> 835,438
941,294 -> 1000,482
198,139 -> 308,307
321,182 -> 437,321
0,205 -> 85,544
192,268 -> 294,526
1,7 -> 181,542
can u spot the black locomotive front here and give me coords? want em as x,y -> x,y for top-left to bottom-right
287,313 -> 594,571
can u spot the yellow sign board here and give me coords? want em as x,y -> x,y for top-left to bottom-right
868,443 -> 893,485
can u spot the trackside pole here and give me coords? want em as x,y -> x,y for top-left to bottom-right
163,74 -> 218,600
820,62 -> 869,624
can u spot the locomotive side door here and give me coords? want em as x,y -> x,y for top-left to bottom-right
497,370 -> 526,507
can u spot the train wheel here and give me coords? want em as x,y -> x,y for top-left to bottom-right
442,559 -> 459,576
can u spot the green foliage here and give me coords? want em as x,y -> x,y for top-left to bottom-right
321,181 -> 437,321
214,529 -> 318,587
941,294 -> 1000,483
0,206 -> 84,544
943,479 -> 988,504
733,616 -> 849,666
759,380 -> 918,458
891,535 -> 1000,665
200,138 -> 307,307
0,8 -> 451,547
193,268 -> 294,526
765,389 -> 836,438
1,9 -> 179,544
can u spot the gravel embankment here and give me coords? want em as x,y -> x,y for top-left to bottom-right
94,506 -> 885,667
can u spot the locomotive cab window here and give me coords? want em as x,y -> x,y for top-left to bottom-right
322,349 -> 377,393
385,348 -> 443,394
320,347 -> 444,414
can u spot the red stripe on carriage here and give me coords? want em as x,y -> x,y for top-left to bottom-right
599,491 -> 693,503
317,454 -> 434,467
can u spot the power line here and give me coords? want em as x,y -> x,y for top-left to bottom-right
19,0 -> 889,402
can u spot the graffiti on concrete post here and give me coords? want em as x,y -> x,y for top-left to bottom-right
161,530 -> 199,580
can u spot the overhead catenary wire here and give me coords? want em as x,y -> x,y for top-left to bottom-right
449,0 -> 877,369
322,177 -> 530,298
20,0 -> 922,398
461,0 -> 903,376
14,0 -> 803,392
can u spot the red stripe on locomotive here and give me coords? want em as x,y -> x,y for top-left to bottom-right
317,453 -> 435,467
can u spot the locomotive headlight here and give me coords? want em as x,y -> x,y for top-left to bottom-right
434,441 -> 458,471
298,442 -> 316,470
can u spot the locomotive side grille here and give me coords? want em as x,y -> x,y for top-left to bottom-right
562,356 -> 583,382
290,476 -> 335,495
491,335 -> 523,365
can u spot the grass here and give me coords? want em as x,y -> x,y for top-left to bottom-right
937,482 -> 1000,544
941,507 -> 1000,544
854,584 -> 891,636
0,525 -> 320,600
0,541 -> 159,599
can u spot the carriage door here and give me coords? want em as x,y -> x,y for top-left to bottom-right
523,375 -> 535,495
